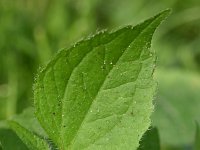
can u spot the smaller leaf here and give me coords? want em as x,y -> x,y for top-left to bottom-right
9,121 -> 50,150
195,123 -> 200,150
138,127 -> 160,150
0,127 -> 28,150
11,107 -> 47,138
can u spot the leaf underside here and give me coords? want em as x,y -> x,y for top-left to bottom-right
33,10 -> 170,150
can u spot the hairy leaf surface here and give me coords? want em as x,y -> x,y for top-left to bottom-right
34,10 -> 170,149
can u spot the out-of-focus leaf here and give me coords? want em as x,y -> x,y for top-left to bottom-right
195,123 -> 200,150
0,141 -> 2,150
138,127 -> 160,150
0,96 -> 7,120
152,69 -> 200,146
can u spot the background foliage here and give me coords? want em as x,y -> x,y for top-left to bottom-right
0,0 -> 200,149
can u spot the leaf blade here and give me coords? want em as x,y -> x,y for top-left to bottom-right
34,9 -> 170,149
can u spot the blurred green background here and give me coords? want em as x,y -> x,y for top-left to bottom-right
0,0 -> 200,149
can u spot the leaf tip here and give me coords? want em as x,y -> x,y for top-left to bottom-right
157,8 -> 172,20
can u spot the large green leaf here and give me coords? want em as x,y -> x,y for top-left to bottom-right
33,10 -> 170,149
138,127 -> 160,150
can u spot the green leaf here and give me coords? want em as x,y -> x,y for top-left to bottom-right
10,107 -> 47,138
195,123 -> 200,150
138,127 -> 160,150
0,127 -> 28,150
9,121 -> 50,150
8,107 -> 51,150
34,10 -> 170,149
